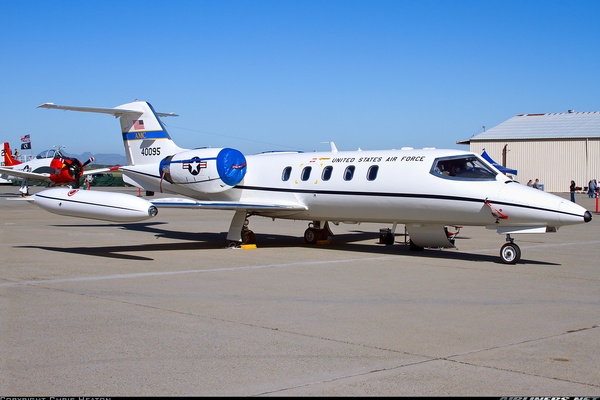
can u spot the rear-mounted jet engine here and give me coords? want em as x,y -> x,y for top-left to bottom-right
159,148 -> 247,194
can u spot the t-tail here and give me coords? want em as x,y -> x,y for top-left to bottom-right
38,100 -> 184,166
3,142 -> 21,166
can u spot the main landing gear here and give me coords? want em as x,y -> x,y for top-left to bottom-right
227,211 -> 256,248
500,234 -> 521,264
303,221 -> 332,244
241,218 -> 256,244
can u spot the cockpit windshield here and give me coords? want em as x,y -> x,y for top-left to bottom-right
35,148 -> 63,159
431,155 -> 497,180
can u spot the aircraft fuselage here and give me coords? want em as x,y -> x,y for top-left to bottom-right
124,147 -> 586,230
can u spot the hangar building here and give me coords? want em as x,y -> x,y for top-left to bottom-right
458,110 -> 600,193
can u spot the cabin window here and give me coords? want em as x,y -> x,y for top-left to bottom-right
322,166 -> 333,181
301,166 -> 312,181
367,165 -> 379,181
431,155 -> 497,180
281,166 -> 292,181
343,165 -> 355,181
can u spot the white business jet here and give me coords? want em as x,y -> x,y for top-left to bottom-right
25,100 -> 591,264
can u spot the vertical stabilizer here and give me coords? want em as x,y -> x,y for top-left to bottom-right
3,142 -> 21,166
115,101 -> 184,166
38,100 -> 184,166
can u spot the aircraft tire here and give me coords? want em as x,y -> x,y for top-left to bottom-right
304,228 -> 318,244
242,230 -> 256,244
500,242 -> 521,264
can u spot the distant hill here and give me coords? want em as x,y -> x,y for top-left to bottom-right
65,151 -> 127,166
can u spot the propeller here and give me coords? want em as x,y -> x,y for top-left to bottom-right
66,156 -> 93,188
82,156 -> 94,167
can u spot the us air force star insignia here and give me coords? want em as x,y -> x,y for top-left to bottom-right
188,157 -> 203,176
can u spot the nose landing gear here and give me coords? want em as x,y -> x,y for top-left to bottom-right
500,234 -> 521,264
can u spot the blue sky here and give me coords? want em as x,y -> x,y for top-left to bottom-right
1,0 -> 599,156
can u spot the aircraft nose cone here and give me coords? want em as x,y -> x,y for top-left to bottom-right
584,211 -> 592,223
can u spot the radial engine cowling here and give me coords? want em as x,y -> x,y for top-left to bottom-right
159,147 -> 247,193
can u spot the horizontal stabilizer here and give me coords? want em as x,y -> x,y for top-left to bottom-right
82,167 -> 113,176
38,102 -> 178,118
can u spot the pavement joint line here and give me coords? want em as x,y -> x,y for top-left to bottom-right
0,256 -> 394,288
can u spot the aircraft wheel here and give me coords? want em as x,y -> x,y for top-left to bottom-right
500,242 -> 521,264
304,228 -> 318,244
242,229 -> 256,244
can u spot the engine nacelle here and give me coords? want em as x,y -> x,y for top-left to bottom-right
159,148 -> 247,194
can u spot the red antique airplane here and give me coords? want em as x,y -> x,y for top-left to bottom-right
0,142 -> 111,195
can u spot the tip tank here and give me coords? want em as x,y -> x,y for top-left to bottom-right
27,188 -> 158,222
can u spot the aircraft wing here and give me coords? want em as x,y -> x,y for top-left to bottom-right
150,197 -> 308,212
0,167 -> 52,183
81,167 -> 114,176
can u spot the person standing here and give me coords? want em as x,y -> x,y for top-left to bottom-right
526,179 -> 533,187
588,179 -> 597,198
533,179 -> 542,190
570,180 -> 577,203
84,175 -> 92,190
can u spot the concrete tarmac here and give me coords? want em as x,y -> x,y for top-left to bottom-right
1,185 -> 599,396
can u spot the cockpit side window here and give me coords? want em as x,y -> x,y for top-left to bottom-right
431,155 -> 497,180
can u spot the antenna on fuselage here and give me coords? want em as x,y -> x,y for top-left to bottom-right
321,141 -> 338,153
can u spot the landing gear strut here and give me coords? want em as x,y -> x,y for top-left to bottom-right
500,234 -> 521,264
304,221 -> 332,244
227,210 -> 255,247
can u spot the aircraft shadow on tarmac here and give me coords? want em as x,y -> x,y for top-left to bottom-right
14,222 -> 557,265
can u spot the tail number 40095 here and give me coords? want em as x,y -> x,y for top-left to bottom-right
141,147 -> 161,156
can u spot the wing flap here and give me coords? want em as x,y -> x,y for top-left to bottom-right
151,197 -> 307,212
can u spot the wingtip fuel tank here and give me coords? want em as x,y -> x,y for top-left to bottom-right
26,188 -> 158,223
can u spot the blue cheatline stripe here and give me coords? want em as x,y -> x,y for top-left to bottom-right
168,157 -> 217,165
122,130 -> 172,141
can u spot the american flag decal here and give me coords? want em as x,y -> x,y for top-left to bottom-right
133,120 -> 145,130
